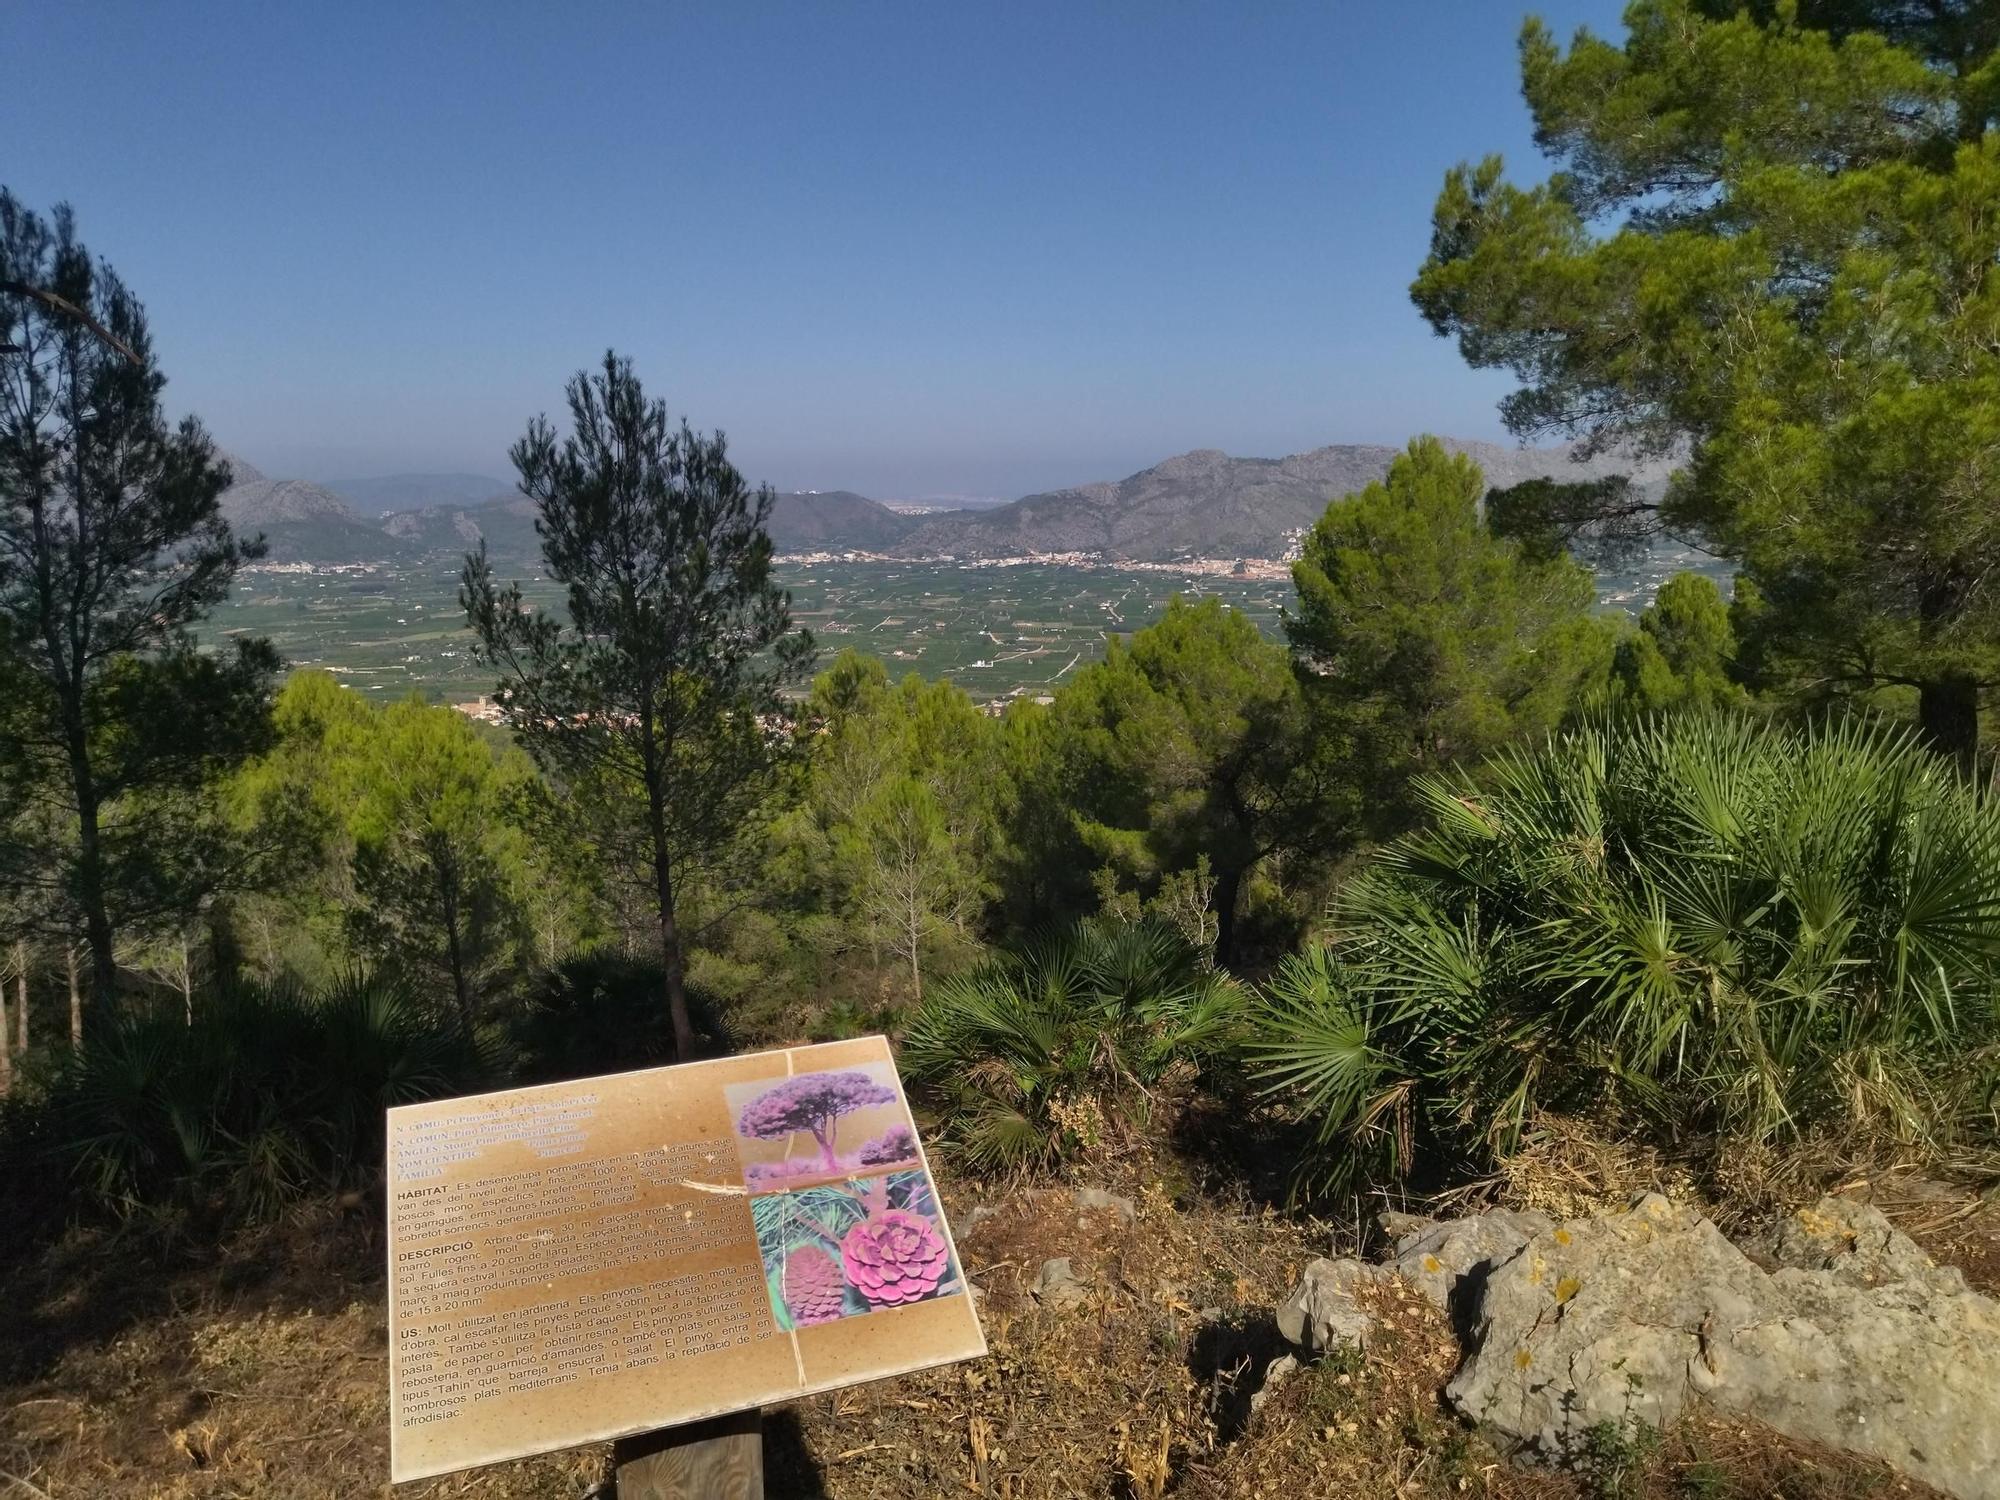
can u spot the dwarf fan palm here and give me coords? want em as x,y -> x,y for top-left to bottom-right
25,971 -> 484,1226
1253,715 -> 2000,1191
901,917 -> 1246,1172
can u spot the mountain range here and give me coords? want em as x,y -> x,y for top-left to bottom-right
889,440 -> 1672,562
215,438 -> 1674,568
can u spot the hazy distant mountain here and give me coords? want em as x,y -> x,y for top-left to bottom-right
766,490 -> 917,550
221,478 -> 363,527
218,450 -> 266,486
218,476 -> 395,563
216,464 -> 537,565
325,473 -> 514,512
218,438 -> 1677,568
892,440 -> 1676,562
381,497 -> 541,559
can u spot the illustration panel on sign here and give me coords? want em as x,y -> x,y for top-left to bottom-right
752,1170 -> 963,1331
724,1062 -> 921,1191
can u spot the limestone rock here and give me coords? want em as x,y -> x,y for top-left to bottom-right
1385,1207 -> 1554,1311
1447,1193 -> 2000,1500
1251,1353 -> 1301,1414
1752,1195 -> 1967,1294
1275,1257 -> 1382,1356
1377,1209 -> 1439,1241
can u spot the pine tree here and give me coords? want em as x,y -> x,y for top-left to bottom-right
1608,572 -> 1747,713
1286,437 -> 1614,830
1053,595 -> 1343,963
462,353 -> 814,1058
0,191 -> 275,1014
1412,2 -> 2000,762
348,699 -> 536,1032
771,652 -> 999,997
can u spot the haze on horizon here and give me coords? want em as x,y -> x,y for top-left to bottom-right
2,0 -> 1631,501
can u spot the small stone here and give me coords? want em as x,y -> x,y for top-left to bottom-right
1276,1257 -> 1382,1356
1073,1186 -> 1138,1224
1378,1209 -> 1439,1241
1250,1352 -> 1301,1413
1031,1257 -> 1089,1309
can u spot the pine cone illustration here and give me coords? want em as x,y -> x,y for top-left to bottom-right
840,1208 -> 950,1307
781,1244 -> 847,1326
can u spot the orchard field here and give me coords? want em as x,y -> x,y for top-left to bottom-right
216,543 -> 1717,706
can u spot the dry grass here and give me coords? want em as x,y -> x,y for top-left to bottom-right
0,1124 -> 1990,1498
0,1229 -> 604,1499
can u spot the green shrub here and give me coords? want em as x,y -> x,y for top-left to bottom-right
1253,715 -> 2000,1192
15,972 -> 485,1229
901,917 -> 1247,1172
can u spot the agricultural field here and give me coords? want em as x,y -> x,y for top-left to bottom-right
215,558 -> 1301,706
215,544 -> 1724,707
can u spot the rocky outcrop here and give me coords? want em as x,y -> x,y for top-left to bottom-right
1276,1194 -> 2000,1500
1748,1193 -> 1968,1293
1383,1208 -> 1554,1316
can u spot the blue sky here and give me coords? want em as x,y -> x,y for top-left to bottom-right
3,1 -> 1631,498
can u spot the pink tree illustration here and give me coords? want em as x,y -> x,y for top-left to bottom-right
736,1070 -> 898,1174
857,1125 -> 917,1168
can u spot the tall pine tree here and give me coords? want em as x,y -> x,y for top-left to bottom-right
1286,437 -> 1613,830
463,352 -> 814,1058
1413,1 -> 2000,762
0,191 -> 275,1015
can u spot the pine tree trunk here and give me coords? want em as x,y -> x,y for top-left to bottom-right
441,879 -> 473,1037
900,849 -> 923,1002
14,941 -> 27,1053
1919,673 -> 1980,772
644,779 -> 695,1061
0,968 -> 11,1098
76,806 -> 119,1011
1213,865 -> 1245,967
67,944 -> 81,1046
62,709 -> 120,1014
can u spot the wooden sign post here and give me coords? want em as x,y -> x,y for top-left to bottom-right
384,1036 -> 984,1487
613,1412 -> 764,1499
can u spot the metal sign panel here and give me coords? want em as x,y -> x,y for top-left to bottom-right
386,1036 -> 984,1483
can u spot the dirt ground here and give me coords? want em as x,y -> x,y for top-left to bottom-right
0,1138 -> 1991,1500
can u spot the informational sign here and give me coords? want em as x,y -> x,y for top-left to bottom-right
385,1036 -> 985,1483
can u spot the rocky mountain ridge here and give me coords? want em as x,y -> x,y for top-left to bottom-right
891,439 -> 1673,562
214,437 -> 1673,567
